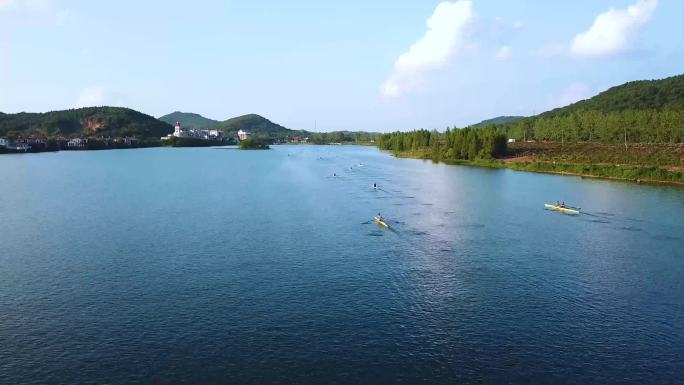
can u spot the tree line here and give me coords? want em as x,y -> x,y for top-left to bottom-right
308,131 -> 375,144
377,126 -> 508,161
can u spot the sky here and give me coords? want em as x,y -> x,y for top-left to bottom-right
0,0 -> 682,132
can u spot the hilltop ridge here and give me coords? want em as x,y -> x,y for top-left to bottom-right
159,111 -> 219,130
0,107 -> 172,138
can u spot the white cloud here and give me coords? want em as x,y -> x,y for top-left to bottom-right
494,46 -> 512,60
570,0 -> 658,57
77,86 -> 106,107
381,0 -> 474,98
553,83 -> 591,108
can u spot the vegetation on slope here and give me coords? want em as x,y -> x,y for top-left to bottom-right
545,74 -> 684,113
375,75 -> 684,184
159,111 -> 219,130
213,114 -> 298,138
472,116 -> 525,127
503,74 -> 684,143
0,107 -> 173,138
378,129 -> 684,184
508,142 -> 684,167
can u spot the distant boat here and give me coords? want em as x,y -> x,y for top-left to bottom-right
544,203 -> 580,215
374,216 -> 389,228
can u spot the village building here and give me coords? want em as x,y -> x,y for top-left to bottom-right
0,138 -> 31,151
238,130 -> 250,141
162,122 -> 224,141
67,138 -> 88,148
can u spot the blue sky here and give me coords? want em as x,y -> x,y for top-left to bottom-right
0,0 -> 682,131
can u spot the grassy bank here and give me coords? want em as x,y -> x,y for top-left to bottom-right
506,162 -> 684,185
389,144 -> 684,185
508,142 -> 684,168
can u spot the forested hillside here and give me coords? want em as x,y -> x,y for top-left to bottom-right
503,75 -> 684,143
212,114 -> 301,138
159,111 -> 219,129
472,116 -> 524,127
0,107 -> 173,138
374,75 -> 684,184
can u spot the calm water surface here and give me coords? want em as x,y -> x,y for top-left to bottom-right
0,145 -> 683,385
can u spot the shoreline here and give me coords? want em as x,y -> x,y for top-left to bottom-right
0,142 -> 375,155
391,151 -> 684,187
506,166 -> 684,187
4,143 -> 682,187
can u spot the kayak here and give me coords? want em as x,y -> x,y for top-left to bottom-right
374,216 -> 389,228
544,203 -> 580,215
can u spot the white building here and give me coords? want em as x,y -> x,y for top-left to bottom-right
0,138 -> 31,151
173,122 -> 188,138
15,142 -> 30,151
238,130 -> 250,141
162,121 -> 190,139
162,122 -> 224,141
67,138 -> 88,148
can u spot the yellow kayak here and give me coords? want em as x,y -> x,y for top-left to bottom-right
374,216 -> 389,228
544,203 -> 580,215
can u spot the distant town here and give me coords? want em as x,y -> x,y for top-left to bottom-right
0,136 -> 146,153
162,122 -> 225,141
0,120 -> 314,154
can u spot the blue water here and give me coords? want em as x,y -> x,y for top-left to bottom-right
1,145 -> 683,385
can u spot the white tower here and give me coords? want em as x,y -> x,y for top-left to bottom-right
174,122 -> 182,137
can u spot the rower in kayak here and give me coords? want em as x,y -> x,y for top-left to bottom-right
545,203 -> 581,215
374,213 -> 389,228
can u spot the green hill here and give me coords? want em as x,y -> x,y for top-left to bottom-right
504,74 -> 684,143
472,116 -> 524,127
544,74 -> 684,115
213,114 -> 302,138
0,107 -> 173,138
159,111 -> 219,130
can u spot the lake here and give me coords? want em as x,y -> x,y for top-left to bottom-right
1,145 -> 683,385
